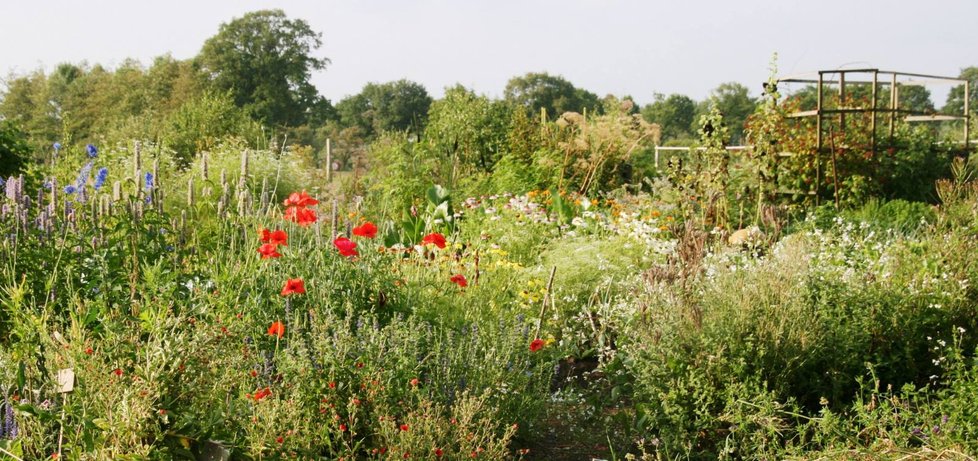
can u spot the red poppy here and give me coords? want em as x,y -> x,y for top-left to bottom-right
333,237 -> 359,257
112,368 -> 123,376
84,347 -> 93,355
268,321 -> 286,338
328,381 -> 336,389
258,243 -> 282,259
285,206 -> 317,226
529,338 -> 545,352
352,222 -> 378,239
268,229 -> 288,246
283,190 -> 319,207
421,232 -> 447,249
450,274 -> 468,288
276,436 -> 284,444
281,278 -> 306,296
409,378 -> 419,387
400,423 -> 409,432
260,228 -> 271,243
435,448 -> 443,457
252,387 -> 272,401
339,423 -> 348,432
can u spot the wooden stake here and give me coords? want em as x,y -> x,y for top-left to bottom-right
534,266 -> 557,339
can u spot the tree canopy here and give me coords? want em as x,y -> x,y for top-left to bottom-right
336,80 -> 432,138
504,72 -> 601,120
197,9 -> 330,127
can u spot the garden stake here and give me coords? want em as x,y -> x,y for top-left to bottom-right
534,266 -> 557,340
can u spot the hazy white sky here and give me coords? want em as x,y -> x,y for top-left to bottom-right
2,0 -> 976,105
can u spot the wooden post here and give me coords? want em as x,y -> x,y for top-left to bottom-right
889,73 -> 897,139
839,71 -> 846,133
325,138 -> 332,183
815,72 -> 823,206
965,80 -> 971,151
871,70 -> 878,158
533,266 -> 557,340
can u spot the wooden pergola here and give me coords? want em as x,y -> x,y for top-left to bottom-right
776,68 -> 971,206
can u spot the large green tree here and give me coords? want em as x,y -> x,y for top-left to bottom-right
504,72 -> 601,120
942,66 -> 978,115
197,9 -> 329,127
641,93 -> 697,142
336,80 -> 432,138
706,82 -> 756,144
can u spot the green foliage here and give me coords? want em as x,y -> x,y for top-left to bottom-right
197,9 -> 330,127
504,72 -> 601,120
641,93 -> 697,142
336,80 -> 432,139
163,91 -> 262,164
0,120 -> 30,177
421,85 -> 512,185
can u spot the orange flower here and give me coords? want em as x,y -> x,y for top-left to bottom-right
421,232 -> 446,249
352,221 -> 378,239
281,278 -> 306,296
449,274 -> 468,288
333,237 -> 359,257
258,243 -> 282,259
251,387 -> 272,401
268,321 -> 286,338
529,338 -> 545,352
283,190 -> 319,207
284,206 -> 317,226
409,378 -> 419,387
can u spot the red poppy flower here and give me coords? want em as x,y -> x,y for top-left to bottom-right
258,243 -> 282,259
85,347 -> 93,355
400,423 -> 409,432
281,278 -> 306,296
339,423 -> 348,432
333,237 -> 359,257
276,436 -> 284,444
421,232 -> 447,249
450,274 -> 468,288
283,190 -> 319,207
260,228 -> 272,243
268,229 -> 288,246
268,321 -> 286,338
409,378 -> 419,387
112,368 -> 123,376
328,381 -> 336,389
285,206 -> 317,226
252,387 -> 272,401
435,448 -> 443,457
529,338 -> 545,352
352,222 -> 378,239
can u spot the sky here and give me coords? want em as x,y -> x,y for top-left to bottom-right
2,0 -> 976,106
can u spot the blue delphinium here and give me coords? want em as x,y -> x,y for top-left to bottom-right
144,172 -> 155,204
0,177 -> 4,189
75,162 -> 93,191
86,144 -> 98,158
94,167 -> 109,190
53,142 -> 62,152
64,185 -> 77,194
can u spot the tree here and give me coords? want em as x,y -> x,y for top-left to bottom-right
708,82 -> 756,144
337,80 -> 432,138
942,67 -> 978,115
197,9 -> 329,127
0,120 -> 30,177
422,85 -> 511,183
641,93 -> 696,142
504,72 -> 600,119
